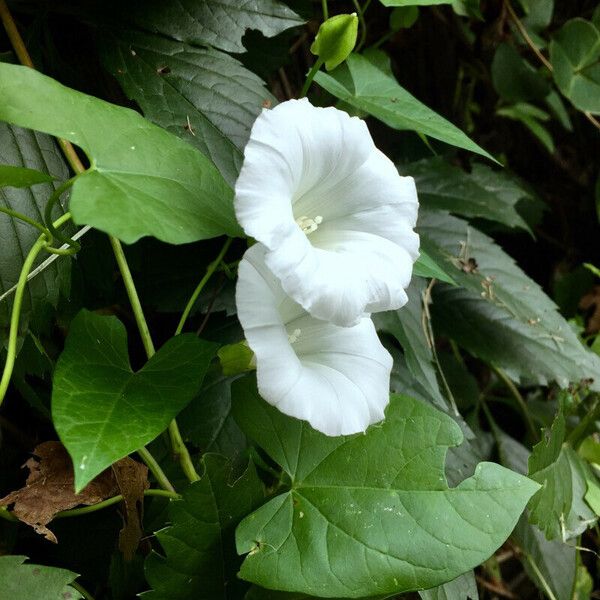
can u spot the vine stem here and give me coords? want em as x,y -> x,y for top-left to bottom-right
321,0 -> 328,20
493,366 -> 538,440
300,58 -> 324,98
504,0 -> 600,132
0,0 -> 181,492
0,206 -> 50,237
70,582 -> 95,600
0,213 -> 72,407
175,237 -> 232,336
352,0 -> 372,52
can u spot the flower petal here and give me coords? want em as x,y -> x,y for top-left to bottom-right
236,244 -> 392,436
235,98 -> 419,326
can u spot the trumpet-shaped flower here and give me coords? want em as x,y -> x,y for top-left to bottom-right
235,98 -> 419,327
236,244 -> 393,436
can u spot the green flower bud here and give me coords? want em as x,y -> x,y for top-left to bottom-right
310,13 -> 359,71
217,341 -> 255,376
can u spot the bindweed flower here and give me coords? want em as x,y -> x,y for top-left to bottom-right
235,98 -> 420,327
236,244 -> 392,436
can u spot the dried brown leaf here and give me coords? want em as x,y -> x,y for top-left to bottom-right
0,441 -> 148,547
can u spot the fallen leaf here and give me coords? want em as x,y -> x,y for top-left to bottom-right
113,457 -> 149,561
0,441 -> 148,546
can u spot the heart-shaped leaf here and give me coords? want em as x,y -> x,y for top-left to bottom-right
232,377 -> 539,597
52,310 -> 219,491
0,63 -> 241,244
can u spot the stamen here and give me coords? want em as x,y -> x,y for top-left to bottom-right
296,215 -> 323,235
288,328 -> 302,344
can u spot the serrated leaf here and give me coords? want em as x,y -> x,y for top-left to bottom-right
420,210 -> 600,389
0,63 -> 240,244
0,555 -> 82,600
314,53 -> 493,160
99,30 -> 275,187
0,164 -> 54,188
406,157 -> 532,232
374,278 -> 447,409
419,571 -> 478,600
120,0 -> 304,54
413,250 -> 457,284
232,377 -> 539,597
550,18 -> 600,114
52,310 -> 219,491
528,413 -> 597,540
0,123 -> 71,344
143,454 -> 264,599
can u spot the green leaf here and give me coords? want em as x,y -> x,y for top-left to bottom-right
0,123 -> 71,343
0,164 -> 54,188
491,43 -> 551,103
0,555 -> 82,600
99,30 -> 275,187
232,377 -> 539,597
390,7 -> 419,30
420,210 -> 600,389
406,157 -> 532,231
143,454 -> 264,599
528,413 -> 597,540
310,14 -> 358,71
120,0 -> 304,54
314,53 -> 493,160
496,103 -> 555,154
380,0 -> 452,6
419,571 -> 478,600
413,250 -> 457,284
52,310 -> 219,491
0,63 -> 240,244
573,565 -> 593,600
550,18 -> 600,114
374,278 -> 447,409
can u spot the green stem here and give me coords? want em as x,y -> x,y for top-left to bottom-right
57,488 -> 179,518
109,236 -> 156,358
0,206 -> 51,238
168,420 -> 199,482
137,447 -> 175,494
321,0 -> 328,20
44,177 -> 81,252
352,0 -> 371,52
566,396 -> 600,449
69,582 -> 95,600
175,237 -> 233,336
0,213 -> 72,407
300,58 -> 324,98
493,366 -> 538,440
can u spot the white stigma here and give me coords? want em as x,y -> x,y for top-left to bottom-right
288,328 -> 302,344
296,215 -> 323,235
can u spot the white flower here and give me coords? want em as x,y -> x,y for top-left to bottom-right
235,98 -> 419,327
236,244 -> 393,436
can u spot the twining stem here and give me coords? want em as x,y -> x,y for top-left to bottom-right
493,366 -> 538,440
0,213 -> 72,408
321,0 -> 328,20
0,206 -> 50,237
175,237 -> 233,336
0,0 -> 181,492
300,58 -> 324,98
504,0 -> 600,132
352,0 -> 372,52
69,582 -> 96,600
44,177 -> 81,253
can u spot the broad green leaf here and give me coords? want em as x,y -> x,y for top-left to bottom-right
390,7 -> 419,30
314,53 -> 493,160
143,454 -> 264,599
0,63 -> 240,244
380,0 -> 452,5
550,18 -> 600,114
99,30 -> 275,187
405,157 -> 532,231
0,164 -> 54,188
119,0 -> 304,54
419,571 -> 478,600
528,413 -> 596,539
0,555 -> 82,600
520,0 -> 554,33
420,210 -> 600,389
491,43 -> 551,103
246,589 -> 392,599
496,103 -> 555,153
52,310 -> 219,491
413,250 -> 457,285
233,378 -> 539,597
0,123 -> 71,344
374,278 -> 447,409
